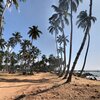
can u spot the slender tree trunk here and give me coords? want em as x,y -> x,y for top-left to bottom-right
63,0 -> 73,79
0,1 -> 8,39
55,32 -> 58,57
66,28 -> 89,82
79,33 -> 90,76
59,32 -> 66,77
66,0 -> 92,83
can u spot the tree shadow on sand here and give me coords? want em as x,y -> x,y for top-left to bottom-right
0,78 -> 49,85
14,83 -> 64,100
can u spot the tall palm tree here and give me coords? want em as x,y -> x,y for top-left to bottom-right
66,0 -> 96,83
76,10 -> 95,76
60,0 -> 83,79
50,3 -> 70,77
79,33 -> 90,76
49,2 -> 70,58
48,16 -> 61,57
57,34 -> 69,77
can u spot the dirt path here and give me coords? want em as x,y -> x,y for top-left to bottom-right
0,73 -> 100,100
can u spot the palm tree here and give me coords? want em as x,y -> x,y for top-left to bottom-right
50,3 -> 70,77
49,2 -> 70,58
66,0 -> 96,83
0,50 -> 4,69
9,52 -> 17,73
57,34 -> 69,77
76,10 -> 95,76
79,33 -> 90,76
28,25 -> 42,41
12,32 -> 22,44
48,16 -> 61,57
20,39 -> 32,74
57,47 -> 64,61
59,0 -> 83,79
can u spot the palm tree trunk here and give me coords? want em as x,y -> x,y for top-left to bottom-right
63,0 -> 73,79
59,32 -> 66,77
66,28 -> 89,82
0,1 -> 9,39
55,32 -> 58,57
66,0 -> 92,83
79,33 -> 90,76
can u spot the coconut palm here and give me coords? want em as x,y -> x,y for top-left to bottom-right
0,50 -> 4,69
57,34 -> 69,77
59,0 -> 83,79
57,47 -> 64,61
49,2 -> 70,58
20,39 -> 32,74
48,16 -> 61,57
66,0 -> 96,83
12,32 -> 22,44
28,25 -> 42,41
4,37 -> 16,72
76,10 -> 96,76
79,33 -> 90,76
50,3 -> 70,77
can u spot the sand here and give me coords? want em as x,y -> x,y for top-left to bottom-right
0,72 -> 100,100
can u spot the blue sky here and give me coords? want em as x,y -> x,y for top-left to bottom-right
3,0 -> 100,70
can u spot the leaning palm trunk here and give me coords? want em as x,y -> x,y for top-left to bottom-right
79,33 -> 90,76
63,0 -> 73,79
66,27 -> 89,82
66,0 -> 92,83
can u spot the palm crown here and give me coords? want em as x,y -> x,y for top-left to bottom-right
28,26 -> 42,40
76,10 -> 97,31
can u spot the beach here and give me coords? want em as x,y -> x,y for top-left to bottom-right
0,72 -> 100,100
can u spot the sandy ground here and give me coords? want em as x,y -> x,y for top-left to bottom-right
0,72 -> 100,100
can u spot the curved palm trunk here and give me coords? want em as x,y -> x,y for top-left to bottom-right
66,28 -> 89,82
63,0 -> 73,79
79,33 -> 90,76
66,0 -> 92,83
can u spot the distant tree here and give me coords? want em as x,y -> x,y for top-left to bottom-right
20,39 -> 41,75
0,50 -> 4,70
12,32 -> 22,44
57,34 -> 69,77
0,38 -> 6,50
9,52 -> 17,73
